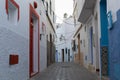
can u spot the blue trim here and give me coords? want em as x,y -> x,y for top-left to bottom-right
100,3 -> 108,46
100,0 -> 109,77
107,11 -> 113,29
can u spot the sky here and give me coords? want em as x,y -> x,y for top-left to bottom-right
55,0 -> 73,23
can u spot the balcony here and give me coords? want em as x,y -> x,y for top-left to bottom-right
78,0 -> 96,24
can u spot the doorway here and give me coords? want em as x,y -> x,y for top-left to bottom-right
78,34 -> 81,64
50,34 -> 52,64
90,27 -> 93,64
68,49 -> 70,62
29,4 -> 40,77
62,49 -> 64,62
47,35 -> 49,67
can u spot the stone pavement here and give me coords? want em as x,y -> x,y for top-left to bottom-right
30,62 -> 98,80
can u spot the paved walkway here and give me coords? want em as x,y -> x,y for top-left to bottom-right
30,62 -> 98,80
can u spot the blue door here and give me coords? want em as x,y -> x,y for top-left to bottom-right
90,27 -> 93,64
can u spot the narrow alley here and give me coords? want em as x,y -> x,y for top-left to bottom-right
0,0 -> 120,80
30,62 -> 98,80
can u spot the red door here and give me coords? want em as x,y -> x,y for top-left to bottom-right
30,19 -> 34,75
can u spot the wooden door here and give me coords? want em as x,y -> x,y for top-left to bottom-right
30,19 -> 34,75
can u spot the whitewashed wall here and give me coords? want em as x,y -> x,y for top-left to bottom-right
56,17 -> 74,62
73,0 -> 101,71
0,0 -> 50,79
34,0 -> 47,72
46,0 -> 56,42
56,23 -> 65,62
0,0 -> 29,80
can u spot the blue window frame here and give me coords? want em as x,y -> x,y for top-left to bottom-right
107,11 -> 113,29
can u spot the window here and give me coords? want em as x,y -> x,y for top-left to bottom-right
53,12 -> 55,23
83,40 -> 85,47
53,35 -> 54,42
40,22 -> 46,40
34,1 -> 37,9
50,0 -> 52,15
50,34 -> 52,42
42,0 -> 44,4
74,18 -> 76,27
107,11 -> 113,29
73,40 -> 76,51
6,0 -> 20,24
42,22 -> 46,34
46,2 -> 48,13
84,26 -> 86,32
59,34 -> 65,41
47,35 -> 48,40
40,34 -> 42,40
65,48 -> 67,53
80,40 -> 82,44
56,25 -> 59,29
56,24 -> 61,29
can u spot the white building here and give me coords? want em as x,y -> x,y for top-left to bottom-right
45,0 -> 56,66
73,0 -> 110,80
0,0 -> 55,80
73,0 -> 101,74
56,15 -> 74,62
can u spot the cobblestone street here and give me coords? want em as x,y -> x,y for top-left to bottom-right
30,62 -> 98,80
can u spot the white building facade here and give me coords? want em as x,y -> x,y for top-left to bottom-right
0,0 -> 55,80
56,16 -> 74,62
73,0 -> 110,80
0,0 -> 29,80
45,0 -> 56,66
73,0 -> 100,75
